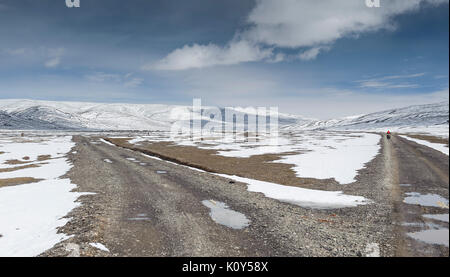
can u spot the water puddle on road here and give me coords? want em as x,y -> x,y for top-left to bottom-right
202,200 -> 250,230
423,214 -> 449,223
403,192 -> 449,208
407,229 -> 449,247
128,213 -> 151,221
401,222 -> 426,227
402,192 -> 449,247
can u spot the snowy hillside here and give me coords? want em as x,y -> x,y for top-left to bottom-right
0,99 -> 307,131
0,99 -> 448,134
0,99 -> 181,130
284,102 -> 449,136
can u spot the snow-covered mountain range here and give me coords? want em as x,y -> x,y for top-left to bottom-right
0,99 -> 306,131
0,99 -> 448,135
284,102 -> 449,130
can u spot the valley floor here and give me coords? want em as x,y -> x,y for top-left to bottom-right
0,131 -> 448,257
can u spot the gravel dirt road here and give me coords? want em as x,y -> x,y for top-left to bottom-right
40,133 -> 448,257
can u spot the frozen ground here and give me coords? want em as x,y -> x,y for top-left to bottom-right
378,125 -> 448,139
274,133 -> 380,184
399,135 -> 449,155
214,174 -> 371,209
125,131 -> 382,185
402,192 -> 449,247
115,132 -> 374,209
89,242 -> 110,252
0,135 -> 90,257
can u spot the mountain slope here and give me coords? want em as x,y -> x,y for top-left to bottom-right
0,99 -> 448,133
284,102 -> 449,132
0,99 -> 309,131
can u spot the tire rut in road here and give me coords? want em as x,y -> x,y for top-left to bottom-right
387,135 -> 449,257
70,136 -> 287,256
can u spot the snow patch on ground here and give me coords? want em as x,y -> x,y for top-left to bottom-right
0,179 -> 85,256
140,153 -> 163,161
132,146 -> 371,210
0,157 -> 75,180
89,242 -> 110,252
0,136 -> 74,169
193,136 -> 299,158
364,243 -> 380,257
379,125 -> 449,139
127,131 -> 381,185
274,133 -> 381,184
215,174 -> 371,209
0,136 -> 91,257
399,135 -> 448,155
99,138 -> 116,147
121,137 -> 373,209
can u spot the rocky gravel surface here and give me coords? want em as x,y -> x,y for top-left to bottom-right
40,134 -> 448,257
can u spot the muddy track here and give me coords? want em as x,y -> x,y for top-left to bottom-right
39,134 -> 448,257
386,135 -> 448,256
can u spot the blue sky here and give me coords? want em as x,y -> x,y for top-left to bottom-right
0,0 -> 448,118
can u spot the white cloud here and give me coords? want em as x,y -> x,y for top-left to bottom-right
2,47 -> 66,68
146,40 -> 273,71
4,48 -> 27,55
149,0 -> 448,70
124,78 -> 143,88
359,81 -> 420,88
86,72 -> 121,82
298,46 -> 329,61
44,48 -> 65,68
44,57 -> 61,68
356,72 -> 425,89
377,73 -> 425,80
85,71 -> 144,88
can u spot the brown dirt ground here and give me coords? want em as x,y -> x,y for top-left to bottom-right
3,155 -> 52,165
0,163 -> 43,173
37,155 -> 52,161
0,177 -> 42,188
105,137 -> 344,190
4,159 -> 31,165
